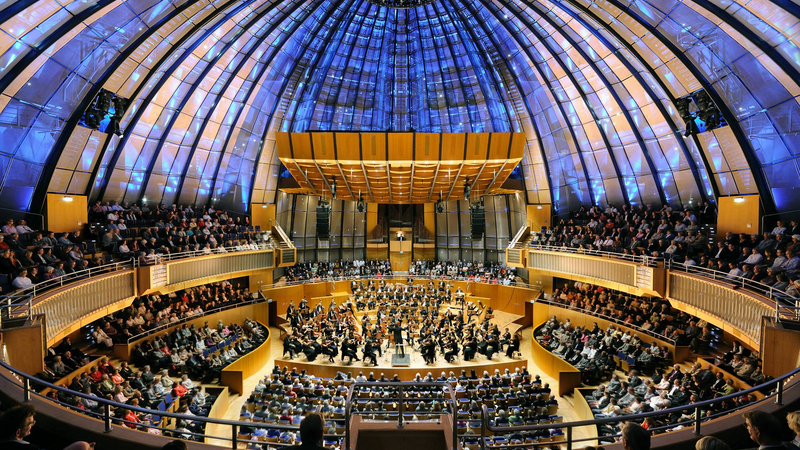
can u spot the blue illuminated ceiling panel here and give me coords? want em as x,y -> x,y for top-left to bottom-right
0,0 -> 798,214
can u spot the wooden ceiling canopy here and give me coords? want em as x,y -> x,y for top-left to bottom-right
276,132 -> 525,204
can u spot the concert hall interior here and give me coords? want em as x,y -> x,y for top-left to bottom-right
1,1 -> 800,450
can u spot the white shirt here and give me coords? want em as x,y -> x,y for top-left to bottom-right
12,276 -> 33,289
16,224 -> 34,234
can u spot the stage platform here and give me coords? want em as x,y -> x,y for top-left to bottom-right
274,345 -> 526,380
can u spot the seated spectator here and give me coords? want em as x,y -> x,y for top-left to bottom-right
11,269 -> 33,290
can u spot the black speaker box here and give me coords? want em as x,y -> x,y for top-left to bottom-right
470,206 -> 485,239
316,205 -> 330,239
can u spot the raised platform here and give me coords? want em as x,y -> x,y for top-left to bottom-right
274,348 -> 526,380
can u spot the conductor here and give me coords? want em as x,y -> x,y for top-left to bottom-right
388,320 -> 406,356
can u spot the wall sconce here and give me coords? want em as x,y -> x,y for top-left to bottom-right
62,196 -> 74,202
734,197 -> 745,203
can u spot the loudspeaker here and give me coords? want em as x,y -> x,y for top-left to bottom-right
470,206 -> 485,240
316,205 -> 330,240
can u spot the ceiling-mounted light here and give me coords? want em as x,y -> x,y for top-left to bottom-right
357,191 -> 365,213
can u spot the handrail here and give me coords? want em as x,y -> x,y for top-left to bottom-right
535,298 -> 676,344
509,224 -> 530,248
271,223 -> 295,249
261,274 -> 543,295
343,381 -> 458,450
0,357 -> 300,449
131,241 -> 274,267
0,243 -> 276,325
666,259 -> 800,321
480,363 -> 800,450
0,259 -> 133,322
528,244 -> 661,267
124,296 -> 269,343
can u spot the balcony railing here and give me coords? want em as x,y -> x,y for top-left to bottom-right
480,364 -> 800,450
0,259 -> 798,450
344,381 -> 458,450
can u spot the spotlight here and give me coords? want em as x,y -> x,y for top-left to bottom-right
330,178 -> 337,199
463,177 -> 472,200
357,194 -> 365,213
435,194 -> 444,214
675,97 -> 698,137
112,96 -> 128,119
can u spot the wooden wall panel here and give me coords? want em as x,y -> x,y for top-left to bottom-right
335,133 -> 361,161
3,320 -> 45,376
250,203 -> 275,230
509,132 -> 526,159
221,321 -> 271,394
46,194 -> 88,233
717,195 -> 760,239
361,133 -> 386,161
530,329 -> 582,396
414,133 -> 440,163
488,133 -> 511,160
761,319 -> 800,379
311,133 -> 336,162
276,132 -> 292,158
264,285 -> 306,316
465,133 -> 490,161
527,204 -> 552,233
290,133 -> 312,160
390,252 -> 412,272
249,269 -> 273,293
387,133 -> 414,161
440,133 -> 466,161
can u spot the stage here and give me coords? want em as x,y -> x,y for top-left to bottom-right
274,339 -> 526,380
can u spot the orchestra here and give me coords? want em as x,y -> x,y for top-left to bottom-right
282,279 -> 521,367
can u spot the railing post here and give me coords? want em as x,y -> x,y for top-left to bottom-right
693,406 -> 702,435
480,408 -> 485,450
22,378 -> 30,402
397,385 -> 404,428
231,424 -> 238,449
103,403 -> 113,432
776,380 -> 784,405
566,425 -> 573,450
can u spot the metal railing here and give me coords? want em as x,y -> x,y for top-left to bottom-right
344,381 -> 458,450
131,241 -> 274,267
2,256 -> 800,449
666,260 -> 800,323
527,243 -> 661,267
0,260 -> 133,324
124,296 -> 269,343
0,358 -> 301,449
479,364 -> 800,450
261,274 -> 543,294
535,298 -> 676,344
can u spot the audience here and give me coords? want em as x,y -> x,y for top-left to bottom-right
286,260 -> 392,282
1,202 -> 264,293
409,260 -> 516,285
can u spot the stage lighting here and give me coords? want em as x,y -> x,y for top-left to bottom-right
357,194 -> 365,212
675,98 -> 698,137
330,178 -> 337,199
435,194 -> 444,214
463,177 -> 472,200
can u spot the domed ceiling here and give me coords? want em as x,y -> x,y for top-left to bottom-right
0,0 -> 798,216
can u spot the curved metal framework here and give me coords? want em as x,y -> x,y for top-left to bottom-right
0,0 -> 798,215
